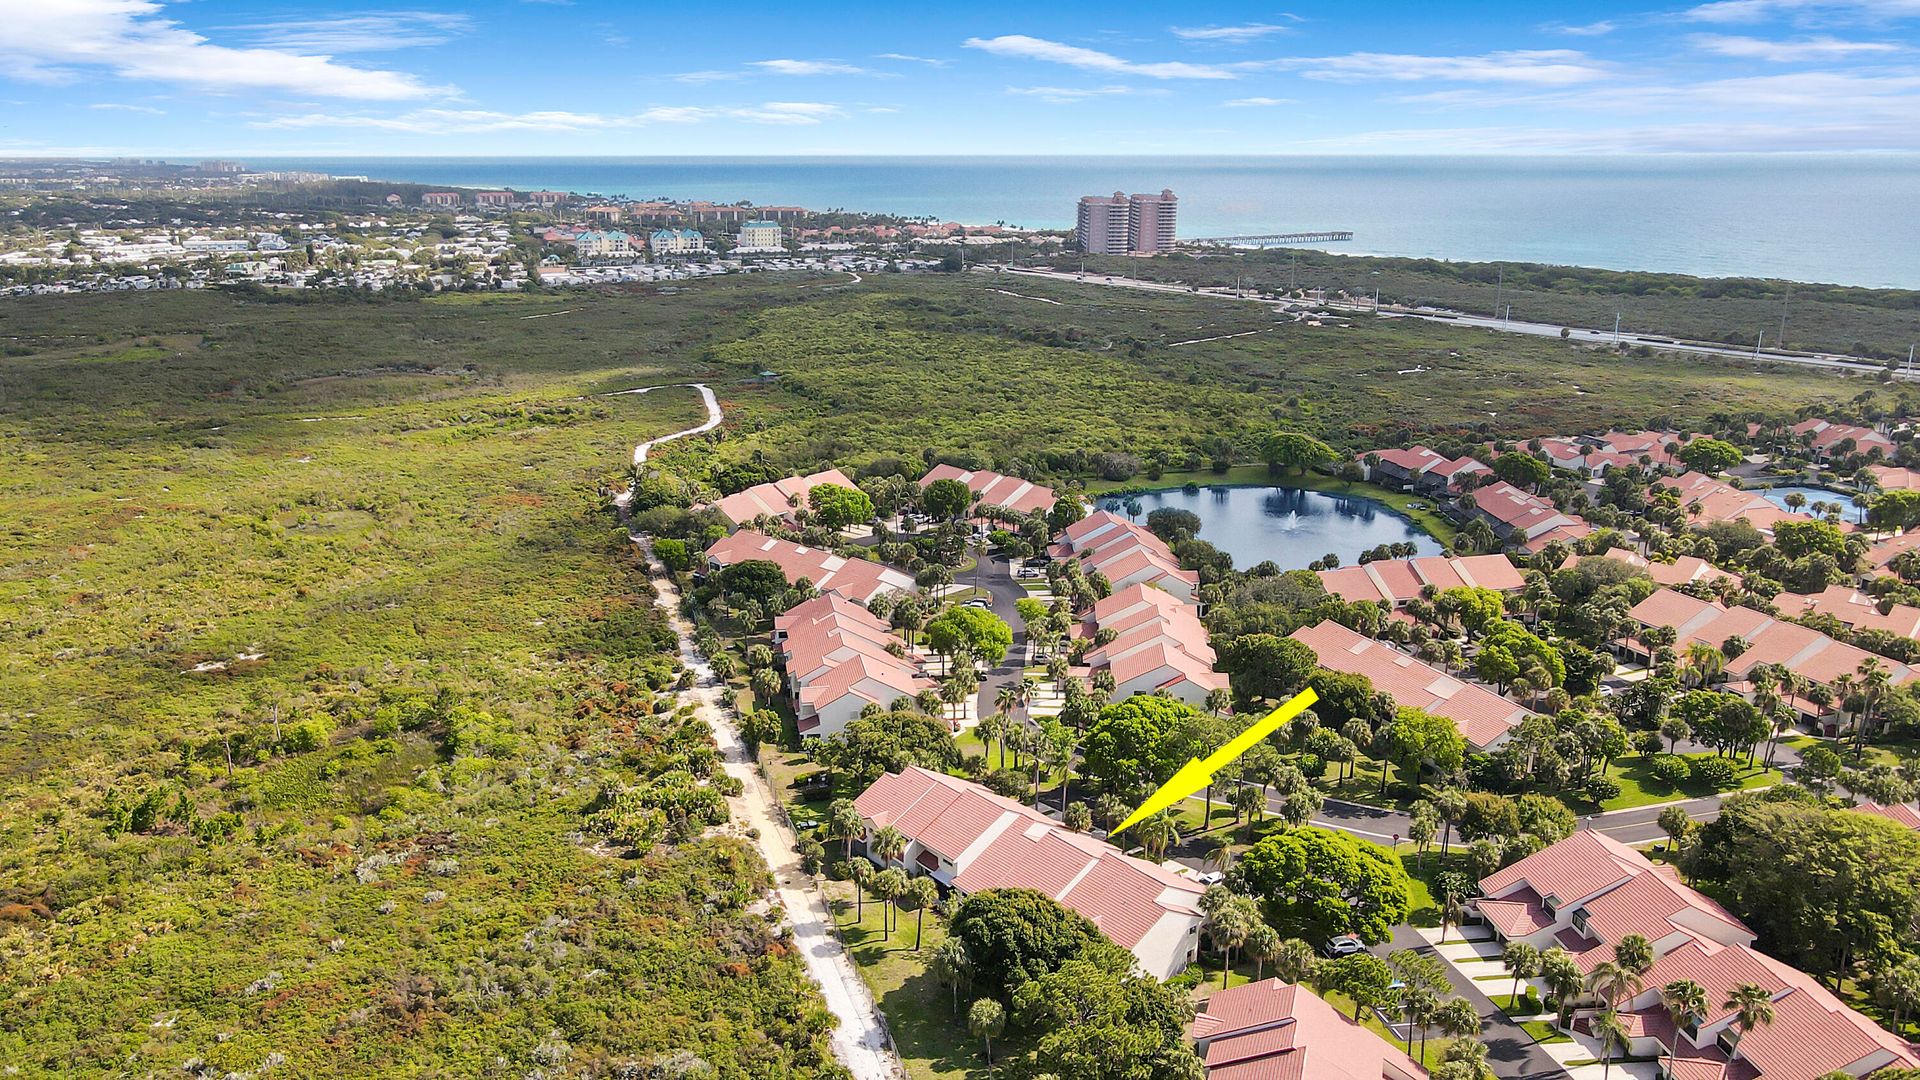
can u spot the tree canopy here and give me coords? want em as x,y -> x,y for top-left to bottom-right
925,605 -> 1014,666
1231,827 -> 1413,944
807,482 -> 875,530
948,888 -> 1133,998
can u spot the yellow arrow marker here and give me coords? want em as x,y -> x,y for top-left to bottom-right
1111,688 -> 1320,838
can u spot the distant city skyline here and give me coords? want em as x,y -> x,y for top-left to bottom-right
2,0 -> 1918,156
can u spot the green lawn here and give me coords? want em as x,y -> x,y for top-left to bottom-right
827,880 -> 985,1080
1566,752 -> 1784,812
1520,1019 -> 1572,1045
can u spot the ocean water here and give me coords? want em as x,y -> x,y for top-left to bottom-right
250,154 -> 1920,288
1096,485 -> 1443,571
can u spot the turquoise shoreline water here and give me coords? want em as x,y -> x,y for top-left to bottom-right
251,154 -> 1920,288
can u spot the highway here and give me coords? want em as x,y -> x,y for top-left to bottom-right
999,265 -> 1909,380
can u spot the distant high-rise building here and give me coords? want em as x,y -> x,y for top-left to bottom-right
1076,192 -> 1132,255
1127,188 -> 1178,253
1075,189 -> 1178,254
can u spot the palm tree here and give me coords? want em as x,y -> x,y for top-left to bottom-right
1438,1036 -> 1493,1080
976,709 -> 1008,769
1434,997 -> 1482,1055
1206,687 -> 1234,717
1401,986 -> 1441,1056
1205,895 -> 1257,988
1613,934 -> 1654,982
1135,811 -> 1180,861
1591,1009 -> 1628,1080
903,876 -> 940,951
1273,938 -> 1318,985
828,798 -> 864,862
1243,922 -> 1281,982
1723,982 -> 1776,1049
1502,941 -> 1542,1011
848,859 -> 870,922
930,938 -> 971,1015
969,998 -> 1005,1071
1659,979 -> 1708,1074
1684,642 -> 1725,688
1586,960 -> 1644,1013
1542,947 -> 1584,1028
871,824 -> 907,870
869,868 -> 905,939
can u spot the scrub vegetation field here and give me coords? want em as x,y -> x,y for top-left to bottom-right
0,269 -> 1877,1075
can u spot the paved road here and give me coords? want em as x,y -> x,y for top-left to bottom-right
1378,925 -> 1571,1080
1000,266 -> 1909,380
970,554 -> 1034,724
1257,785 -> 1756,849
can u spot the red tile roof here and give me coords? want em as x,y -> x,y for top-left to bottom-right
705,530 -> 914,602
1190,979 -> 1425,1080
854,768 -> 1203,951
1288,621 -> 1531,748
918,464 -> 1058,516
1854,801 -> 1920,829
1317,554 -> 1524,606
708,468 -> 858,525
1625,587 -> 1916,693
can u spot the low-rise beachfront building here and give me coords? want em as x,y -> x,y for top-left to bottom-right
1360,445 -> 1490,496
736,220 -> 783,251
774,594 -> 930,738
421,191 -> 460,207
1316,553 -> 1524,609
1468,481 -> 1592,553
1050,510 -> 1200,602
853,766 -> 1205,980
707,468 -> 860,527
573,230 -> 633,258
1474,831 -> 1919,1080
917,465 -> 1058,520
649,228 -> 709,255
1190,979 -> 1426,1080
1620,587 -> 1916,724
1289,620 -> 1531,749
1076,583 -> 1226,707
1533,430 -> 1692,474
704,530 -> 914,604
475,191 -> 513,208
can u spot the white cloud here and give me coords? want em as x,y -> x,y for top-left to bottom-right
1301,115 -> 1920,153
89,101 -> 163,113
1546,20 -> 1620,35
1170,23 -> 1295,42
1286,50 -> 1608,85
254,102 -> 847,134
214,12 -> 470,52
1684,0 -> 1920,22
1689,32 -> 1902,58
1394,70 -> 1920,117
751,59 -> 870,76
876,53 -> 947,66
963,34 -> 1238,79
1006,84 -> 1163,103
0,0 -> 441,100
1224,96 -> 1293,106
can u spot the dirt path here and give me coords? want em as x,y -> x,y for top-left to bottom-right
603,382 -> 722,466
634,538 -> 905,1080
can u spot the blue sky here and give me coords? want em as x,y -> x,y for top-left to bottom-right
2,0 -> 1918,155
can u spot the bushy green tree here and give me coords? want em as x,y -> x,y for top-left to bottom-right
1232,827 -> 1412,944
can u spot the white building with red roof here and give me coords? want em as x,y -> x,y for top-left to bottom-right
1078,583 -> 1227,707
706,468 -> 860,527
853,766 -> 1205,980
704,530 -> 914,604
1289,620 -> 1530,749
1789,584 -> 1920,638
1589,548 -> 1742,590
1777,418 -> 1897,462
1622,588 -> 1915,723
1854,801 -> 1920,830
1475,832 -> 1919,1080
1468,481 -> 1592,552
1190,979 -> 1425,1080
1361,446 -> 1489,496
773,594 -> 932,738
1050,510 -> 1200,602
917,464 -> 1058,518
1317,554 -> 1525,608
1658,473 -> 1817,536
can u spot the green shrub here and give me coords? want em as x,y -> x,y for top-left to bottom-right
1690,755 -> 1739,789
